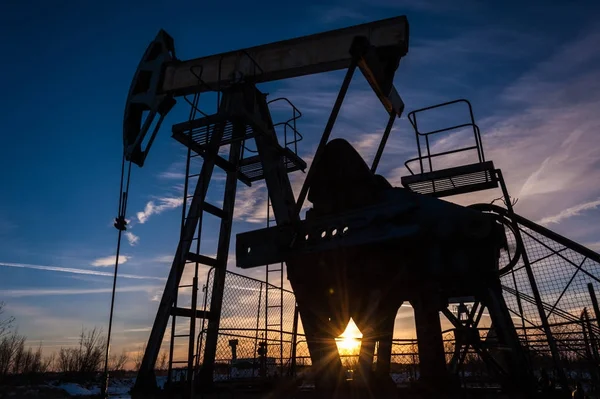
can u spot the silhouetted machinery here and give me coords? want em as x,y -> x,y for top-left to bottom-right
121,13 -> 584,398
236,138 -> 533,395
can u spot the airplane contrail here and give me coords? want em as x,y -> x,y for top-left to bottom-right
1,285 -> 162,298
0,262 -> 166,281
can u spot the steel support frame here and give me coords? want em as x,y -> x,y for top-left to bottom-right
495,169 -> 569,390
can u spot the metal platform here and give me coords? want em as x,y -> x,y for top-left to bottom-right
172,111 -> 306,185
172,113 -> 256,149
401,161 -> 497,197
240,151 -> 305,182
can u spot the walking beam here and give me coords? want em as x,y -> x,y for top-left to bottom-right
124,16 -> 408,166
160,16 -> 409,97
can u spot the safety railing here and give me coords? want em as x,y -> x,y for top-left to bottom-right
240,97 -> 304,160
267,97 -> 304,154
404,99 -> 485,175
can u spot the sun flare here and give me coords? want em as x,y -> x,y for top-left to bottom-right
335,318 -> 363,356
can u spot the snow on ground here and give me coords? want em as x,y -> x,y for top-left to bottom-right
55,378 -> 136,397
57,383 -> 93,396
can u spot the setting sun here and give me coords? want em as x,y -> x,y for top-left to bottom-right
335,318 -> 363,356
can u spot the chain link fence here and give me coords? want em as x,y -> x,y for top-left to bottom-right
500,216 -> 600,387
193,270 -> 300,381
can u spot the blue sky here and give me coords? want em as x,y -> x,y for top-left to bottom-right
2,0 -> 600,362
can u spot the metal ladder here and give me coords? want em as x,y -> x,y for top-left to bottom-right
261,98 -> 302,378
166,90 -> 245,397
137,83 -> 305,398
265,197 -> 285,377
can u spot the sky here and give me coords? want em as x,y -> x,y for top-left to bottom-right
1,0 -> 600,367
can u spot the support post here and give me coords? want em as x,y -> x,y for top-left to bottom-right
375,313 -> 396,377
186,275 -> 198,397
295,60 -> 358,215
411,295 -> 448,389
484,283 -> 534,392
371,113 -> 396,173
583,309 -> 600,362
588,283 -> 600,331
496,169 -> 568,390
289,305 -> 299,377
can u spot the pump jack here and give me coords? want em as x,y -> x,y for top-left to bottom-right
118,13 -> 600,398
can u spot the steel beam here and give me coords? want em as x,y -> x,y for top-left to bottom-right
160,16 -> 408,97
236,197 -> 418,268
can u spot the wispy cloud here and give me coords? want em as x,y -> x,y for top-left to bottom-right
471,28 -> 600,222
234,182 -> 268,224
124,231 -> 139,246
152,255 -> 173,263
310,5 -> 365,24
0,285 -> 160,298
91,255 -> 130,267
0,262 -> 166,281
311,1 -> 482,26
123,327 -> 152,333
537,198 -> 600,226
136,197 -> 183,224
158,171 -> 186,180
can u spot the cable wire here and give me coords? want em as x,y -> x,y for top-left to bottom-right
102,155 -> 132,398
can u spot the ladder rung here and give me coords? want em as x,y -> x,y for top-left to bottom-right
266,323 -> 281,327
171,307 -> 210,319
202,202 -> 227,219
188,173 -> 201,178
187,252 -> 218,267
171,360 -> 189,364
267,305 -> 282,308
178,284 -> 193,288
173,334 -> 190,338
267,269 -> 282,272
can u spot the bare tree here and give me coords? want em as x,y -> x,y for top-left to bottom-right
133,344 -> 146,371
0,331 -> 25,376
0,333 -> 52,376
57,327 -> 106,375
42,352 -> 56,373
0,302 -> 15,339
109,350 -> 129,372
78,327 -> 105,374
